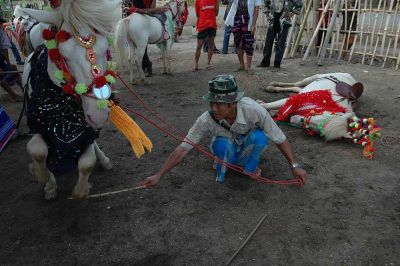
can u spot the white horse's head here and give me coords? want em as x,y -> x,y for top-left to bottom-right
20,0 -> 122,129
167,0 -> 186,19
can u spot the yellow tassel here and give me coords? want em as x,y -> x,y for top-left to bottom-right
109,101 -> 152,158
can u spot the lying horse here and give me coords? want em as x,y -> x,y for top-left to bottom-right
114,0 -> 185,84
258,73 -> 381,159
20,0 -> 122,199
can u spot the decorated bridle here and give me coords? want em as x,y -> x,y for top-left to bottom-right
42,28 -> 116,109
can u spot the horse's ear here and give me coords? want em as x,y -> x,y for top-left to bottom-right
17,7 -> 62,27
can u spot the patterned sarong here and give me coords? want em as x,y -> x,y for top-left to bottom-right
232,14 -> 255,56
0,105 -> 16,153
210,129 -> 269,182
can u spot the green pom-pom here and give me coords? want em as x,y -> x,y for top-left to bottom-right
105,74 -> 116,84
75,83 -> 88,94
44,6 -> 53,12
106,36 -> 114,47
107,61 -> 116,71
45,39 -> 57,49
54,70 -> 64,80
97,100 -> 109,109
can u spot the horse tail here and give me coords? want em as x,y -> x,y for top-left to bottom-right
115,18 -> 131,70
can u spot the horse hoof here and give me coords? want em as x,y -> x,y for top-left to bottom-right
44,189 -> 57,200
72,183 -> 92,200
44,183 -> 57,200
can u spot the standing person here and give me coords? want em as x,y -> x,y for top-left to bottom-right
142,74 -> 307,187
128,0 -> 169,77
221,0 -> 236,54
258,0 -> 302,69
225,0 -> 262,72
193,0 -> 219,71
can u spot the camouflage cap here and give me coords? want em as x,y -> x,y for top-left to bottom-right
202,74 -> 244,103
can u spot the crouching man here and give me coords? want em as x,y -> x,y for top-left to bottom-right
143,74 -> 306,187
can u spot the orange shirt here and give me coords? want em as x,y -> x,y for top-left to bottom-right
195,0 -> 217,32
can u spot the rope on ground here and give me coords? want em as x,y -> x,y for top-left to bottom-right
225,212 -> 269,266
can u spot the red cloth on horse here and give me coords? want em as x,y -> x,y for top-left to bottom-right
274,90 -> 348,122
128,0 -> 154,14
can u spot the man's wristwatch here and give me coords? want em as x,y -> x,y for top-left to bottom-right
291,162 -> 303,169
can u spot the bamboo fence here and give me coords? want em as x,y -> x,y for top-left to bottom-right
255,0 -> 400,70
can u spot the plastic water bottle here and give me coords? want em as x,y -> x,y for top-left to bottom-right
192,26 -> 197,37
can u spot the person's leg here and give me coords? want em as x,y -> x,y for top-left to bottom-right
233,30 -> 245,70
203,36 -> 209,52
10,41 -> 23,64
243,31 -> 255,70
260,28 -> 276,67
236,129 -> 269,174
0,79 -> 23,101
210,136 -> 238,183
194,37 -> 205,71
207,35 -> 215,68
274,26 -> 290,68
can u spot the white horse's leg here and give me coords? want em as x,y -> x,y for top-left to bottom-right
72,144 -> 96,199
269,74 -> 323,88
165,41 -> 173,74
260,98 -> 288,110
136,46 -> 147,84
44,172 -> 57,200
94,141 -> 112,170
27,134 -> 49,183
263,86 -> 302,93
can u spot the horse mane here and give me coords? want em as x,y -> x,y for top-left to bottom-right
60,0 -> 122,36
323,113 -> 354,141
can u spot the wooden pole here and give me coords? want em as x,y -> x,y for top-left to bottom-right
358,0 -> 368,51
338,0 -> 359,60
318,0 -> 342,65
361,35 -> 369,64
391,2 -> 399,57
290,0 -> 313,57
396,47 -> 400,70
369,0 -> 383,53
370,36 -> 380,66
283,14 -> 298,59
225,212 -> 269,266
348,34 -> 358,62
301,0 -> 333,64
381,0 -> 395,56
381,38 -> 392,68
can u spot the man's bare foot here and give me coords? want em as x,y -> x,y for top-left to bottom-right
234,66 -> 245,72
206,64 -> 215,70
192,66 -> 201,72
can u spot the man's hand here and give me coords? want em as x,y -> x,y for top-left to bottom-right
142,174 -> 161,188
251,24 -> 256,35
292,167 -> 307,186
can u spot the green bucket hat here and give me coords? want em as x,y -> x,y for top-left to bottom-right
202,74 -> 245,103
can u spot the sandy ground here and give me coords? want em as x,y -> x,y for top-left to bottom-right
1,19 -> 400,265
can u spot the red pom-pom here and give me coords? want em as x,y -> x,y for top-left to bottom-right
56,30 -> 71,43
50,0 -> 61,8
95,76 -> 107,87
63,83 -> 75,95
48,49 -> 61,61
42,29 -> 55,40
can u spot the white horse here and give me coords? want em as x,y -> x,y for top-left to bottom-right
13,5 -> 53,57
258,73 -> 381,158
20,0 -> 122,199
114,0 -> 185,84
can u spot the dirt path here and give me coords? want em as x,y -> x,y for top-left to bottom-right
0,24 -> 399,265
